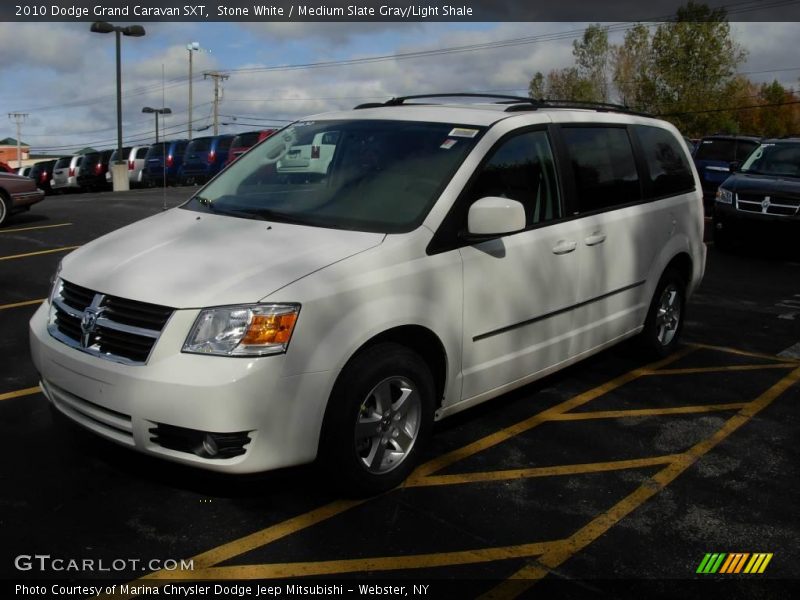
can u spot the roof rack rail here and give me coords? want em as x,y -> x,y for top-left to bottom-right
353,93 -> 650,116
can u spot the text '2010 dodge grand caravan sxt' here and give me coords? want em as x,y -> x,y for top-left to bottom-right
30,95 -> 706,495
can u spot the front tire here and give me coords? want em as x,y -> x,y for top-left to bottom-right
318,343 -> 435,497
639,268 -> 686,358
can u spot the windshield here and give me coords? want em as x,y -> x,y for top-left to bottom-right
182,119 -> 485,233
741,142 -> 800,177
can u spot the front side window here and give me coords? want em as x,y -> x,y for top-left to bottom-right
468,130 -> 561,226
184,120 -> 485,233
561,126 -> 641,212
635,125 -> 695,197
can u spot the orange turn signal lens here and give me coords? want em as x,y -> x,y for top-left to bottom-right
241,311 -> 298,346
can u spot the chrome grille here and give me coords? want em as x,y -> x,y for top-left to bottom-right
47,279 -> 174,365
736,193 -> 800,217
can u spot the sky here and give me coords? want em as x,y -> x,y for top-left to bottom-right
0,20 -> 798,155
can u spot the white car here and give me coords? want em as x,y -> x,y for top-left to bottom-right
276,130 -> 339,180
29,95 -> 705,495
50,155 -> 83,192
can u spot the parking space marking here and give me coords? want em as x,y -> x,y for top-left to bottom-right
407,455 -> 682,488
0,223 -> 72,234
549,402 -> 749,421
650,363 -> 798,375
154,540 -> 562,581
0,386 -> 40,402
481,365 -> 800,598
408,347 -> 695,482
108,344 -> 800,596
0,245 -> 80,261
688,342 -> 800,364
0,298 -> 44,311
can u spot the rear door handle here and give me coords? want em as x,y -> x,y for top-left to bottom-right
552,240 -> 577,255
585,232 -> 606,246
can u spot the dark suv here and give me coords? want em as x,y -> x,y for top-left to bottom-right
142,139 -> 188,187
178,134 -> 235,185
693,134 -> 760,207
77,150 -> 113,192
713,138 -> 800,249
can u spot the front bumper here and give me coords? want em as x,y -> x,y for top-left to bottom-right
29,302 -> 332,474
714,201 -> 800,237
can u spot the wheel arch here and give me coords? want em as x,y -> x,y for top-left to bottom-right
339,325 -> 448,410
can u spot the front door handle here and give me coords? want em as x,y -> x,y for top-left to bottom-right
585,232 -> 606,246
552,240 -> 577,255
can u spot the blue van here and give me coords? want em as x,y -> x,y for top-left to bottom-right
693,134 -> 760,207
142,139 -> 189,187
178,134 -> 235,185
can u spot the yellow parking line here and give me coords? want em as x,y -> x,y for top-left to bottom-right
549,403 -> 749,421
0,298 -> 45,310
0,223 -> 72,233
114,353 -> 678,595
650,363 -> 797,375
407,347 -> 695,482
688,342 -> 800,364
0,386 -> 40,402
150,540 -> 561,581
0,245 -> 80,261
481,365 -> 800,598
406,455 -> 682,488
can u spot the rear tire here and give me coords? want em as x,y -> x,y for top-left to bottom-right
639,268 -> 687,359
318,343 -> 435,497
0,192 -> 9,227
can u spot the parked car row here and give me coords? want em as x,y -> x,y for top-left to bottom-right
19,130 -> 277,195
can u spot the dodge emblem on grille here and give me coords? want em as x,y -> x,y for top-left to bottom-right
761,196 -> 771,213
80,307 -> 103,348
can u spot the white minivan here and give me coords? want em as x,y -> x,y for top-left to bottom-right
29,95 -> 705,495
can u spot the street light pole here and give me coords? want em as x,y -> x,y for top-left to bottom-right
187,42 -> 201,140
142,107 -> 172,144
91,21 -> 145,192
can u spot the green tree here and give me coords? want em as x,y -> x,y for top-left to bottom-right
528,24 -> 610,103
648,2 -> 747,135
613,24 -> 654,109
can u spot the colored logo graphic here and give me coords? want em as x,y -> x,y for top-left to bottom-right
696,553 -> 773,574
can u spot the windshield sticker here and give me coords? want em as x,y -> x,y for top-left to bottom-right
448,127 -> 479,138
440,139 -> 458,150
294,121 -> 315,127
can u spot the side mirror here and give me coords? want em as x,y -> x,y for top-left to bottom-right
465,197 -> 526,238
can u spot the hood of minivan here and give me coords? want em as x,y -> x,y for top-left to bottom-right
60,207 -> 385,308
722,172 -> 800,198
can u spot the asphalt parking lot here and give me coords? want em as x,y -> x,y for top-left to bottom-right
1,189 -> 799,599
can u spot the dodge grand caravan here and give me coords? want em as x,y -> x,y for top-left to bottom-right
29,95 -> 706,495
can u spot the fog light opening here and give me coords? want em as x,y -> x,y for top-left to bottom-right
202,434 -> 219,457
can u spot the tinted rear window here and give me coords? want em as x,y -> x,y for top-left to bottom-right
233,132 -> 260,148
694,138 -> 758,162
216,137 -> 234,151
147,144 -> 164,158
55,157 -> 71,168
635,125 -> 695,197
135,147 -> 148,159
187,139 -> 211,152
110,147 -> 132,162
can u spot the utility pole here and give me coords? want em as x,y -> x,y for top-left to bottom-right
8,113 -> 29,169
204,71 -> 229,136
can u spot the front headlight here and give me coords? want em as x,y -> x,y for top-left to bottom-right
48,261 -> 63,305
182,304 -> 300,357
715,188 -> 733,204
